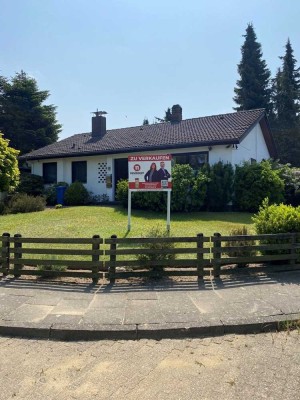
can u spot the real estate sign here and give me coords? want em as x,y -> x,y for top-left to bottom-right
128,154 -> 172,190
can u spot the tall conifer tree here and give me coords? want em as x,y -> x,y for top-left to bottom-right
233,24 -> 271,113
271,39 -> 300,165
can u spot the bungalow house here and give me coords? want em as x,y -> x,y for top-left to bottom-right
21,105 -> 276,201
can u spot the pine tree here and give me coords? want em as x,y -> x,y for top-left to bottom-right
271,39 -> 300,166
233,24 -> 271,113
0,71 -> 61,154
142,118 -> 149,125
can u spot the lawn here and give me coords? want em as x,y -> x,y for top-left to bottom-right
0,205 -> 254,238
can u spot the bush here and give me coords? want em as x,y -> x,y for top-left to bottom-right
234,160 -> 285,212
253,198 -> 300,234
271,161 -> 300,206
38,260 -> 67,278
252,199 -> 300,260
116,179 -> 128,207
116,179 -> 166,211
204,162 -> 234,211
17,173 -> 44,196
171,164 -> 194,211
64,181 -> 88,206
136,226 -> 176,275
7,193 -> 46,214
0,133 -> 20,192
44,182 -> 69,206
224,226 -> 256,267
0,201 -> 5,215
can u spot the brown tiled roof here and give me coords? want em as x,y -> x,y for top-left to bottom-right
21,109 -> 272,160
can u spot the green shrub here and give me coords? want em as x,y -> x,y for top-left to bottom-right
116,179 -> 128,207
44,182 -> 69,206
17,173 -> 44,196
234,160 -> 285,212
271,161 -> 300,206
252,199 -> 300,260
204,162 -> 234,211
171,164 -> 194,211
224,226 -> 256,267
136,226 -> 176,275
38,262 -> 67,278
64,181 -> 88,206
7,193 -> 46,214
191,169 -> 209,211
0,133 -> 20,192
55,204 -> 63,209
253,198 -> 300,234
0,201 -> 6,215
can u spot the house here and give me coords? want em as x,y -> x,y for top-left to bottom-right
21,105 -> 277,201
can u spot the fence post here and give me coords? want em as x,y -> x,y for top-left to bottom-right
290,233 -> 296,266
92,235 -> 100,284
109,235 -> 117,284
1,233 -> 10,276
197,233 -> 204,280
213,233 -> 221,278
13,234 -> 23,278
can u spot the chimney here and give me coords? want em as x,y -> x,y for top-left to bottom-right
92,110 -> 107,138
171,104 -> 182,122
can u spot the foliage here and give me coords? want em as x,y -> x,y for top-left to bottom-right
270,40 -> 300,166
0,71 -> 61,154
234,160 -> 284,212
0,133 -> 20,192
191,169 -> 209,211
7,193 -> 46,214
44,182 -> 69,205
37,258 -> 67,278
55,204 -> 63,209
224,225 -> 256,267
116,179 -> 128,207
142,118 -> 149,125
204,162 -> 234,211
116,177 -> 166,210
233,23 -> 271,113
271,161 -> 300,206
136,226 -> 176,275
0,201 -> 5,215
64,181 -> 89,206
17,173 -> 44,196
253,198 -> 300,234
171,164 -> 195,211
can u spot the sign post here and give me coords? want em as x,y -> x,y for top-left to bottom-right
128,154 -> 172,232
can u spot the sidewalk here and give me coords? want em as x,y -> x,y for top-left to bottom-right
0,271 -> 300,340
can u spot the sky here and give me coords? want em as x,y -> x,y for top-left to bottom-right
1,0 -> 299,140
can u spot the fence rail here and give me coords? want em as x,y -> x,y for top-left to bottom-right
0,232 -> 299,283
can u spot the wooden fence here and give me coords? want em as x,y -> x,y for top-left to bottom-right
0,232 -> 299,283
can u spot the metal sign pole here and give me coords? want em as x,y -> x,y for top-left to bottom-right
128,190 -> 132,231
167,190 -> 171,233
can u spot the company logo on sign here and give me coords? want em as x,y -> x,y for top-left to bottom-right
133,164 -> 141,171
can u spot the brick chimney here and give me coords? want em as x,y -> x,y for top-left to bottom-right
171,104 -> 182,123
92,110 -> 107,138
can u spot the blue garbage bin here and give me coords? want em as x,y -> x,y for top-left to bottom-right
56,186 -> 67,205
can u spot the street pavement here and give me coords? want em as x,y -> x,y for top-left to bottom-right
0,331 -> 299,400
0,271 -> 300,340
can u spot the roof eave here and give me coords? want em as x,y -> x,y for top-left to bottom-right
20,139 -> 240,161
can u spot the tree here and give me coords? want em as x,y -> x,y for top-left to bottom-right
142,118 -> 149,125
0,133 -> 20,192
0,71 -> 62,154
155,107 -> 172,123
270,39 -> 300,165
233,24 -> 271,113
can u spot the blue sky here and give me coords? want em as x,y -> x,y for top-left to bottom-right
1,0 -> 299,140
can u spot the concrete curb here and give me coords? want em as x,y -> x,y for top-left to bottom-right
1,314 -> 299,341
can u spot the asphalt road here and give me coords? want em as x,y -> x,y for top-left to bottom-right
0,331 -> 299,400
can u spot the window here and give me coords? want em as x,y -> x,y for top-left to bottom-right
43,162 -> 57,184
173,152 -> 208,169
72,161 -> 87,183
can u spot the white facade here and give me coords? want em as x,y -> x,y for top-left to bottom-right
29,122 -> 271,201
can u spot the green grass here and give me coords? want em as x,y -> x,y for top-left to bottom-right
0,205 -> 254,238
